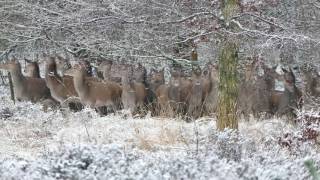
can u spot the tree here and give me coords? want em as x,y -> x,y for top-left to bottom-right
217,41 -> 239,130
216,0 -> 239,130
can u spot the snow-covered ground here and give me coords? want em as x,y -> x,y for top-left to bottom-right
0,85 -> 319,179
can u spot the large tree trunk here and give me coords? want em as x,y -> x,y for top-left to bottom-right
217,0 -> 239,130
217,41 -> 238,130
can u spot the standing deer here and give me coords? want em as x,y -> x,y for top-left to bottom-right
156,69 -> 191,117
110,62 -> 125,83
65,64 -> 122,114
270,67 -> 302,117
55,55 -> 72,77
24,58 -> 41,78
133,63 -> 147,83
186,68 -> 204,119
0,59 -> 51,102
45,57 -> 83,111
146,68 -> 165,115
121,65 -> 147,114
203,64 -> 219,116
79,59 -> 94,77
238,61 -> 273,119
301,64 -> 320,98
98,60 -> 113,80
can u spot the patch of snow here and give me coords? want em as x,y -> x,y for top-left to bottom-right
0,85 -> 319,179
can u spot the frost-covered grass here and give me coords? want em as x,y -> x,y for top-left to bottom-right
0,86 -> 319,179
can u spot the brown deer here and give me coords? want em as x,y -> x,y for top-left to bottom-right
237,61 -> 273,119
98,60 -> 113,81
24,58 -> 41,78
148,68 -> 165,94
302,64 -> 320,98
203,64 -> 219,116
0,59 -> 51,102
269,67 -> 302,117
79,59 -> 94,77
156,69 -> 191,117
121,65 -> 147,114
133,63 -> 147,83
65,64 -> 122,114
155,83 -> 170,116
146,68 -> 165,115
110,62 -> 125,83
167,70 -> 184,114
186,68 -> 204,119
45,57 -> 83,111
55,55 -> 72,77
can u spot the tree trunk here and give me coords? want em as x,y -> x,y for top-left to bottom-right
217,41 -> 238,130
217,0 -> 239,130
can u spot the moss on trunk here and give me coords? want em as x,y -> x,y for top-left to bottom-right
217,41 -> 238,130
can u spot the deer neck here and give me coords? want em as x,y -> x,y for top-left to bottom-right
122,75 -> 134,89
45,64 -> 61,87
73,70 -> 89,99
149,78 -> 164,93
33,64 -> 40,78
10,67 -> 26,90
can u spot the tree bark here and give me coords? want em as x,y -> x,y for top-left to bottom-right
217,0 -> 239,130
217,41 -> 238,130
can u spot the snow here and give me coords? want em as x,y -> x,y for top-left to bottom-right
0,85 -> 319,179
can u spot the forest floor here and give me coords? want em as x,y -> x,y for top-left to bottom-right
0,86 -> 319,179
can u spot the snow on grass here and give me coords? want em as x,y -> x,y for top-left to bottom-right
0,85 -> 319,179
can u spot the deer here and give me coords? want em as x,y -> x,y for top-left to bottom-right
79,59 -> 95,77
45,57 -> 83,111
269,66 -> 302,117
301,64 -> 320,98
98,60 -> 113,81
146,68 -> 165,115
203,63 -> 219,116
65,63 -> 122,114
55,55 -> 72,77
0,59 -> 51,103
155,69 -> 192,117
121,65 -> 147,114
186,68 -> 205,120
147,68 -> 165,94
167,70 -> 184,114
155,83 -> 170,116
237,60 -> 273,119
133,63 -> 147,84
24,58 -> 41,78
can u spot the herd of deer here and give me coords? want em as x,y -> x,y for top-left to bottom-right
0,56 -> 319,120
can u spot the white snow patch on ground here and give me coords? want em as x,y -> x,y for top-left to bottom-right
0,85 -> 319,179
